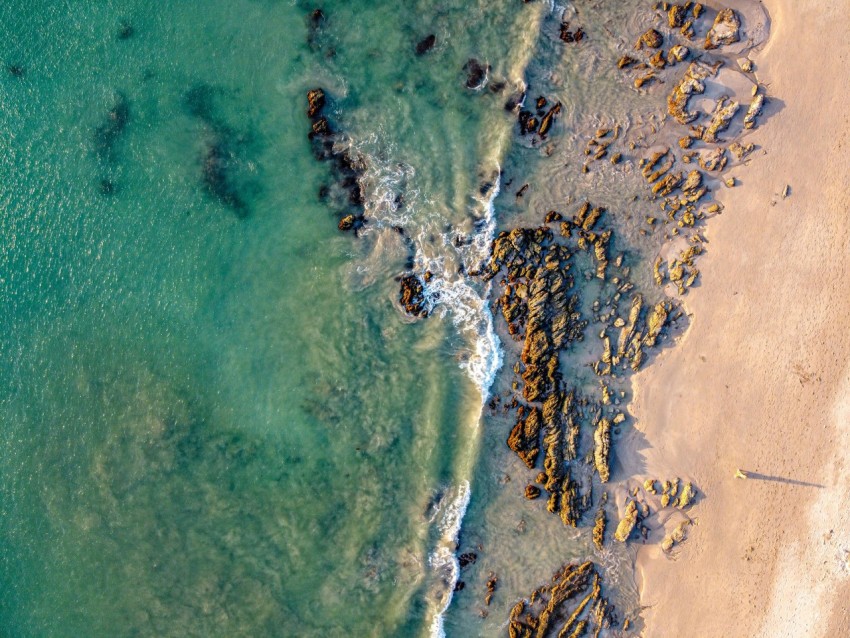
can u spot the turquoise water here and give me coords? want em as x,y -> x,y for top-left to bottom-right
0,0 -> 538,635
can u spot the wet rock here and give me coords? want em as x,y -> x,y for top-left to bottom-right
415,34 -> 436,55
668,4 -> 687,28
485,574 -> 498,606
398,274 -> 429,317
637,28 -> 663,50
508,406 -> 541,469
592,507 -> 606,551
525,484 -> 542,499
459,552 -> 478,568
705,8 -> 741,50
648,50 -> 666,69
634,72 -> 656,90
307,88 -> 326,118
667,44 -> 689,64
617,55 -> 637,69
703,97 -> 740,143
593,418 -> 611,483
614,500 -> 639,542
463,58 -> 489,89
337,214 -> 365,232
538,102 -> 562,138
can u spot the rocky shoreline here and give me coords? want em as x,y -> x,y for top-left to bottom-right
469,1 -> 770,633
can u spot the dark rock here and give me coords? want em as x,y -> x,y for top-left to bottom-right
458,552 -> 478,568
454,580 -> 466,592
415,34 -> 436,55
463,58 -> 489,89
399,274 -> 429,317
94,92 -> 130,162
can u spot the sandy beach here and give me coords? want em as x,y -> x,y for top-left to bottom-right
629,0 -> 850,635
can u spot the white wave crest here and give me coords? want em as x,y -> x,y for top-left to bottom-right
427,481 -> 471,638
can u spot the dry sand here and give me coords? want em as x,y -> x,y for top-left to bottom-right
627,0 -> 850,635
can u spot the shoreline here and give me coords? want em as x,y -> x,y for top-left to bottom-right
629,0 -> 850,634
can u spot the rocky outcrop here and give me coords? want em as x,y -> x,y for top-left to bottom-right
614,500 -> 639,542
667,62 -> 719,124
398,274 -> 429,318
508,406 -> 542,469
703,97 -> 740,143
705,8 -> 741,50
508,562 -> 610,638
593,418 -> 612,483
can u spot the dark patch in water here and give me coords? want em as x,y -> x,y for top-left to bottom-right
99,179 -> 116,196
415,34 -> 436,56
183,84 -> 258,218
117,20 -> 134,40
94,91 -> 130,163
7,64 -> 24,77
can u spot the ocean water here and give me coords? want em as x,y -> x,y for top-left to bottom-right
0,0 -> 536,636
0,0 -> 693,635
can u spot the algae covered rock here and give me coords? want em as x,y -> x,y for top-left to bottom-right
705,8 -> 741,50
637,28 -> 663,50
668,62 -> 718,124
399,274 -> 429,317
614,500 -> 639,542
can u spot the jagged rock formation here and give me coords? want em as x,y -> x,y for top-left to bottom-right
508,562 -> 611,638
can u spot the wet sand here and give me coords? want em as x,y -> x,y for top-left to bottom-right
628,0 -> 850,634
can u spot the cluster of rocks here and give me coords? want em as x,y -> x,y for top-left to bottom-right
305,88 -> 368,234
559,21 -> 585,44
508,561 -> 612,638
397,273 -> 430,318
516,96 -> 563,140
612,477 -> 697,545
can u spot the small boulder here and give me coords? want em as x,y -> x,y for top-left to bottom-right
705,8 -> 741,50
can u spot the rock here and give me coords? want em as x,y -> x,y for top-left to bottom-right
738,57 -> 754,72
538,102 -> 562,138
703,97 -> 740,143
459,552 -> 478,568
593,507 -> 607,550
676,481 -> 696,508
648,50 -> 666,69
744,92 -> 765,129
729,141 -> 755,159
637,28 -> 663,50
525,484 -> 542,499
614,500 -> 639,542
618,55 -> 638,69
644,302 -> 668,347
415,34 -> 436,55
307,88 -> 326,118
337,214 -> 362,231
593,418 -> 612,483
464,58 -> 489,89
634,72 -> 656,89
485,574 -> 498,606
699,147 -> 727,171
399,274 -> 429,317
705,8 -> 741,50
508,406 -> 541,469
668,5 -> 687,28
667,61 -> 719,124
667,44 -> 689,64
644,478 -> 658,494
652,172 -> 683,196
681,169 -> 702,192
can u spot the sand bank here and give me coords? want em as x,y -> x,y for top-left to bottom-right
628,0 -> 850,635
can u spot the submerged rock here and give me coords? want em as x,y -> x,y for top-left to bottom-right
415,34 -> 436,55
463,58 -> 489,89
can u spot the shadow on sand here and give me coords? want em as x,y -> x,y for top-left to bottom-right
742,470 -> 825,489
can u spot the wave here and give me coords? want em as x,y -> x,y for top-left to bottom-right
426,481 -> 471,638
